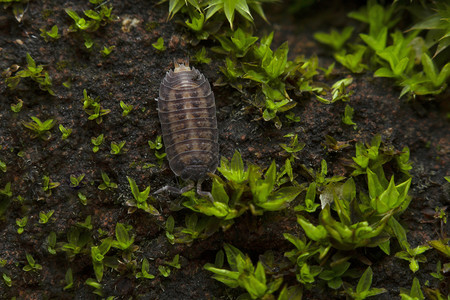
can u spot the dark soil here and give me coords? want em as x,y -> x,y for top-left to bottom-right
0,1 -> 448,299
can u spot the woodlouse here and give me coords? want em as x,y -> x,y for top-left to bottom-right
156,60 -> 219,198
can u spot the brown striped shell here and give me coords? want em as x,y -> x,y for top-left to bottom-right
158,61 -> 219,181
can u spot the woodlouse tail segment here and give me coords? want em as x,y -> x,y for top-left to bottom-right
173,58 -> 190,72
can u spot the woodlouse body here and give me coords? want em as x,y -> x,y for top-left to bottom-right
158,61 -> 219,182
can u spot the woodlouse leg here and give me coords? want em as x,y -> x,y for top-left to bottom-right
196,179 -> 214,203
154,181 -> 194,196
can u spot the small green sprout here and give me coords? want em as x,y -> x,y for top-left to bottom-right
64,268 -> 73,290
148,135 -> 167,166
120,101 -> 133,116
10,99 -> 23,113
78,192 -> 87,205
82,89 -> 111,124
279,134 -> 305,159
167,213 -> 218,244
85,278 -> 103,297
0,259 -> 6,267
136,258 -> 155,280
70,174 -> 85,188
204,243 -> 283,299
59,124 -> 72,140
334,45 -> 368,74
5,53 -> 54,95
91,237 -> 113,282
192,47 -> 211,64
91,134 -> 104,153
318,261 -> 351,290
0,160 -> 6,173
98,171 -> 118,190
430,261 -> 445,281
0,182 -> 12,197
395,244 -> 431,273
314,26 -> 354,51
84,37 -> 94,49
42,175 -> 60,196
47,232 -> 57,255
294,182 -> 320,213
399,277 -> 424,300
22,116 -> 56,139
39,210 -> 54,224
342,104 -> 357,129
164,254 -> 181,270
126,176 -> 159,215
152,37 -> 166,51
110,141 -> 126,155
77,215 -> 93,230
2,273 -> 12,287
158,265 -> 171,277
23,253 -> 42,272
316,77 -> 354,104
16,216 -> 28,234
112,223 -> 135,251
40,25 -> 61,41
100,45 -> 115,57
344,267 -> 387,299
61,227 -> 92,259
65,4 -> 114,33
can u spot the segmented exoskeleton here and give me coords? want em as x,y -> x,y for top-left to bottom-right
155,60 -> 219,199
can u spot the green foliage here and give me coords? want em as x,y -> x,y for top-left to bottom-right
91,134 -> 104,153
61,227 -> 92,259
315,77 -> 354,104
22,116 -> 55,140
100,45 -> 115,57
59,124 -> 72,140
165,213 -> 220,244
152,37 -> 166,51
148,135 -> 167,166
192,47 -> 211,64
183,151 -> 304,219
10,99 -> 23,113
40,25 -> 60,42
82,89 -> 111,124
5,53 -> 54,95
70,174 -> 85,188
279,133 -> 305,159
112,223 -> 135,251
23,253 -> 42,272
110,141 -> 126,155
345,0 -> 450,98
136,258 -> 155,279
120,101 -> 133,116
314,26 -> 354,51
344,267 -> 387,300
166,0 -> 276,30
16,216 -> 27,234
0,160 -> 6,173
47,232 -> 57,255
126,176 -> 159,215
399,277 -> 424,300
204,244 -> 283,299
42,175 -> 60,196
2,273 -> 12,287
65,3 -> 114,33
0,182 -> 12,197
91,238 -> 113,282
38,210 -> 54,224
64,268 -> 73,290
342,104 -> 357,129
395,244 -> 431,273
98,171 -> 118,190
